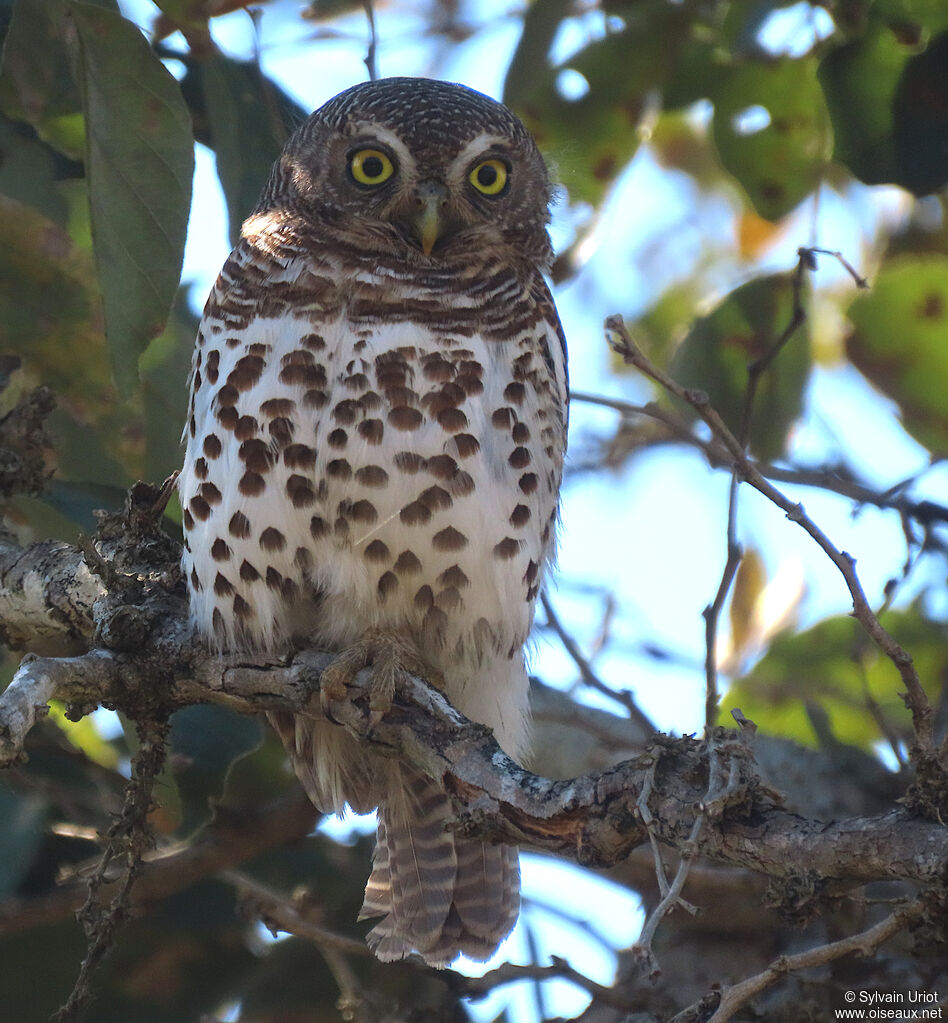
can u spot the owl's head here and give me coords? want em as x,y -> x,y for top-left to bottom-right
253,78 -> 553,268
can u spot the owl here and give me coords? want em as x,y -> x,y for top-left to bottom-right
179,77 -> 568,966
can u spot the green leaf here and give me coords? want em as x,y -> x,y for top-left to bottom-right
505,0 -> 694,205
845,253 -> 948,452
0,783 -> 47,897
67,0 -> 194,393
670,274 -> 811,460
711,56 -> 830,221
191,54 -> 303,245
169,705 -> 264,832
819,22 -> 948,196
0,0 -> 85,159
722,610 -> 947,749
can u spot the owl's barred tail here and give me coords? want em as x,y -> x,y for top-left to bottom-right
360,765 -> 520,967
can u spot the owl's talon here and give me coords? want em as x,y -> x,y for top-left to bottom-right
318,630 -> 434,725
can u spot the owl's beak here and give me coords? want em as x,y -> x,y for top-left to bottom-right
413,181 -> 449,255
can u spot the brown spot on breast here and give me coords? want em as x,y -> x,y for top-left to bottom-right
508,447 -> 531,468
287,475 -> 316,508
310,516 -> 329,540
233,594 -> 251,618
456,373 -> 484,396
519,472 -> 539,494
295,547 -> 313,572
435,586 -> 463,611
284,444 -> 317,470
524,560 -> 539,585
427,455 -> 458,479
240,560 -> 260,582
214,573 -> 234,596
261,397 -> 295,418
494,537 -> 521,559
378,571 -> 399,600
422,606 -> 448,644
268,417 -> 294,446
452,434 -> 480,459
211,538 -> 231,561
217,384 -> 239,408
448,471 -> 475,497
420,486 -> 452,511
203,434 -> 222,458
199,482 -> 222,505
189,495 -> 211,521
350,499 -> 377,524
504,382 -> 526,404
239,438 -> 273,473
421,354 -> 455,381
388,406 -> 424,431
438,564 -> 469,589
301,333 -> 326,351
364,539 -> 390,562
359,390 -> 383,410
394,550 -> 422,574
510,504 -> 531,527
328,428 -> 348,448
266,567 -> 284,591
358,419 -> 384,444
227,354 -> 265,392
512,422 -> 531,443
235,416 -> 259,441
394,451 -> 425,474
229,511 -> 251,538
189,567 -> 201,591
217,406 -> 238,430
492,408 -> 515,430
433,526 -> 467,551
355,465 -> 389,488
437,408 -> 468,432
346,372 -> 369,391
400,500 -> 431,526
194,457 -> 209,481
327,459 -> 352,480
333,399 -> 362,425
183,509 -> 195,531
260,527 -> 286,551
205,350 -> 220,383
414,584 -> 434,610
303,389 -> 329,409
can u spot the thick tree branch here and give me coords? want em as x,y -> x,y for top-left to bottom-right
2,589 -> 947,890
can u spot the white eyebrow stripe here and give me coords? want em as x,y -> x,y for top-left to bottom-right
349,122 -> 418,176
452,134 -> 510,173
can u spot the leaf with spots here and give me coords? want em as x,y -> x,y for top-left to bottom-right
721,609 -> 948,751
67,0 -> 194,394
710,55 -> 830,221
504,0 -> 697,205
819,22 -> 948,196
846,254 -> 948,452
670,274 -> 810,461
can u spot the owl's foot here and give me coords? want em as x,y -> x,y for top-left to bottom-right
320,629 -> 438,726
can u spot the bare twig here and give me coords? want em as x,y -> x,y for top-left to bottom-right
540,590 -> 656,735
458,955 -> 637,1013
362,0 -> 378,80
604,315 -> 933,753
696,898 -> 925,1023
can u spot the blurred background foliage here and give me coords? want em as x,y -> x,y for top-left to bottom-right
1,0 -> 947,1020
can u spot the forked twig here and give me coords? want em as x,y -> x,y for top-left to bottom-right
604,315 -> 933,751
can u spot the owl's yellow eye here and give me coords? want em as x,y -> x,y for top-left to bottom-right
349,149 -> 395,187
469,159 -> 508,196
